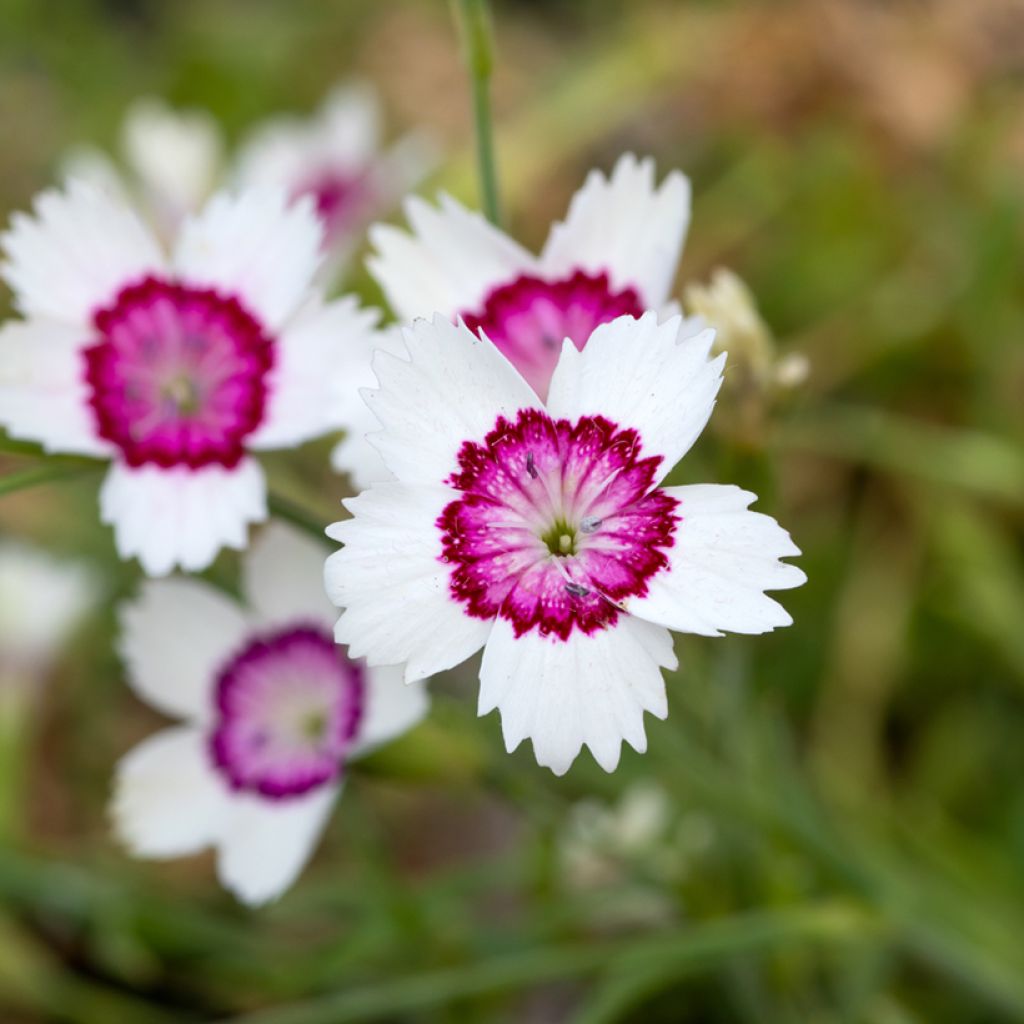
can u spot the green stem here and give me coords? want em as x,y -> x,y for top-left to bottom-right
453,0 -> 502,226
0,461 -> 101,498
220,902 -> 881,1024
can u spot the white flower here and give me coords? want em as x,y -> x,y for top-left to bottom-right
235,82 -> 434,284
0,180 -> 380,576
63,84 -> 432,285
560,783 -> 673,889
112,523 -> 428,906
325,313 -> 805,776
336,153 -> 688,487
0,542 -> 96,679
366,153 -> 689,401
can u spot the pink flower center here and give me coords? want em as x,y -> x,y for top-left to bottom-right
438,409 -> 678,641
461,270 -> 644,399
209,625 -> 364,800
84,276 -> 274,470
291,169 -> 372,246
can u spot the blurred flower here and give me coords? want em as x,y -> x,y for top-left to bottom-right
0,542 -> 96,687
112,523 -> 428,906
0,181 -> 379,575
236,82 -> 434,286
683,267 -> 808,447
63,97 -> 223,243
64,84 -> 432,286
683,268 -> 808,393
338,153 -> 689,487
559,784 -> 679,928
561,783 -> 673,889
0,542 -> 98,841
366,153 -> 689,402
685,269 -> 773,381
325,313 -> 805,775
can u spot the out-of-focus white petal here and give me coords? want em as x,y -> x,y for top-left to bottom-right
330,421 -> 394,490
173,188 -> 322,332
349,663 -> 429,758
99,458 -> 266,577
215,786 -> 337,906
364,315 -> 541,486
118,577 -> 249,721
242,522 -> 334,628
326,482 -> 491,681
59,145 -> 131,204
367,194 -> 533,322
623,485 -> 805,636
0,318 -> 111,457
547,312 -> 724,484
317,82 -> 381,170
235,82 -> 378,190
248,296 -> 380,451
122,97 -> 223,225
0,543 -> 97,673
329,325 -> 406,489
540,153 -> 691,307
0,179 -> 164,325
111,726 -> 229,858
479,615 -> 676,776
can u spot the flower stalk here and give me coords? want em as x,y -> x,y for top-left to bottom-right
453,0 -> 502,226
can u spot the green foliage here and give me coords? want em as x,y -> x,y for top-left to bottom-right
2,0 -> 1024,1021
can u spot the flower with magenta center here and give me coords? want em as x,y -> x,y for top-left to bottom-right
325,313 -> 806,775
236,81 -> 434,282
112,524 -> 428,906
63,84 -> 431,281
333,153 -> 688,489
0,180 -> 381,575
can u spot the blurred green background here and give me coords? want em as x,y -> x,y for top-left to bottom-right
2,0 -> 1024,1021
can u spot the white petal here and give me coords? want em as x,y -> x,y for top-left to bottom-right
118,577 -> 249,721
248,295 -> 380,451
373,131 -> 438,212
325,482 -> 491,681
173,188 -> 322,332
367,193 -> 533,322
350,663 -> 429,758
216,787 -> 337,906
365,315 -> 541,486
540,154 -> 691,307
122,97 -> 223,225
546,312 -> 724,483
317,81 -> 381,169
0,542 -> 97,671
623,484 -> 806,636
111,726 -> 228,858
242,521 -> 334,627
59,146 -> 131,204
234,82 -> 379,195
99,458 -> 267,577
1,179 -> 164,324
233,119 -> 310,192
330,416 -> 393,489
0,318 -> 111,456
328,325 -> 407,488
479,615 -> 676,776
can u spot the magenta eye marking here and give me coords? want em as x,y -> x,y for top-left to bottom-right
437,408 -> 678,641
84,276 -> 274,470
461,270 -> 643,398
209,625 -> 364,800
291,170 -> 372,246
